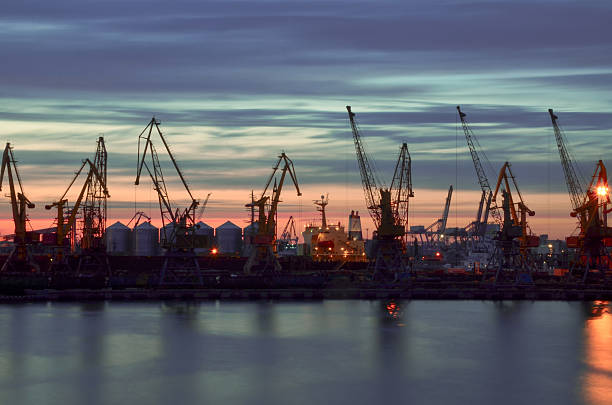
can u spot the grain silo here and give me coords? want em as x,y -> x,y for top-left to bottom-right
215,221 -> 242,254
194,221 -> 214,253
242,221 -> 259,257
160,222 -> 176,247
106,221 -> 131,255
133,222 -> 159,256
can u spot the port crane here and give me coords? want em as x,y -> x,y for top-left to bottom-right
482,162 -> 539,283
0,143 -> 39,273
277,215 -> 299,255
46,157 -> 109,273
549,110 -> 612,281
81,137 -> 108,251
135,117 -> 203,285
244,152 -> 301,274
457,106 -> 501,235
346,106 -> 414,278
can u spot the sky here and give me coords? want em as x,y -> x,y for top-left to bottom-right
1,0 -> 611,240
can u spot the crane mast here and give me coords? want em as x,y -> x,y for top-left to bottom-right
390,143 -> 414,233
439,185 -> 453,236
346,106 -> 381,227
548,109 -> 585,211
81,137 -> 108,250
457,106 -> 502,226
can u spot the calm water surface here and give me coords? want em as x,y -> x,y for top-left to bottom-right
0,300 -> 611,405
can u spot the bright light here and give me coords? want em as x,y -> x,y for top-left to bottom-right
597,185 -> 609,197
211,248 -> 218,255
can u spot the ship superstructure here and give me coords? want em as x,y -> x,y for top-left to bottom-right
302,195 -> 366,262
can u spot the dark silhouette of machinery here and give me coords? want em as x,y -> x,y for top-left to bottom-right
482,162 -> 539,283
244,152 -> 301,274
457,106 -> 501,237
346,106 -> 414,279
46,151 -> 109,274
0,143 -> 38,273
549,109 -> 612,281
135,117 -> 203,285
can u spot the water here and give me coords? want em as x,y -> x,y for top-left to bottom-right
0,300 -> 610,405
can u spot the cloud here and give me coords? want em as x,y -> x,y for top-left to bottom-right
0,0 -> 611,238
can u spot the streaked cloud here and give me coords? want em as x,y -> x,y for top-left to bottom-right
0,0 -> 610,238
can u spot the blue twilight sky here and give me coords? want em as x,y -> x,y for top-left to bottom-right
1,0 -> 611,237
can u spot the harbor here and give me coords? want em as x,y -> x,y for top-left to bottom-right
0,106 -> 608,294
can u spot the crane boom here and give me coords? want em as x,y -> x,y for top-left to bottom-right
440,185 -> 453,235
196,193 -> 212,221
390,143 -> 414,231
548,109 -> 585,211
457,106 -> 502,225
346,106 -> 381,227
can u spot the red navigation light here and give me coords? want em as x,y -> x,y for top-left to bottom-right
435,252 -> 440,257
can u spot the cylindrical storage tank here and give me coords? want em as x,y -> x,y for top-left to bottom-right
243,222 -> 259,244
215,221 -> 242,254
194,221 -> 214,253
242,222 -> 259,257
133,222 -> 159,256
160,222 -> 176,247
106,221 -> 131,255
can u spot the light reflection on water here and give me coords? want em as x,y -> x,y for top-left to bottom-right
583,301 -> 612,405
0,300 -> 610,405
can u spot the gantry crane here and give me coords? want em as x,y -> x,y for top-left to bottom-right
135,117 -> 203,285
548,110 -> 612,281
0,143 -> 39,273
244,152 -> 301,274
457,106 -> 501,234
346,106 -> 414,278
46,157 -> 109,272
482,161 -> 539,283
